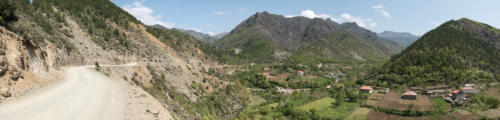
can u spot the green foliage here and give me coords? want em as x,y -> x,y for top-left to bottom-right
469,94 -> 500,110
94,62 -> 100,71
432,98 -> 451,112
368,19 -> 500,87
287,31 -> 388,65
0,0 -> 17,27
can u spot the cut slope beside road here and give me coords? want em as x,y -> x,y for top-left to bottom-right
0,64 -> 173,120
0,67 -> 126,120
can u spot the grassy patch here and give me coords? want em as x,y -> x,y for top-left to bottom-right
317,102 -> 360,119
432,98 -> 451,110
345,108 -> 372,120
297,97 -> 335,111
313,77 -> 331,86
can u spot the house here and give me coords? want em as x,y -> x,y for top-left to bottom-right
263,68 -> 271,71
402,91 -> 417,100
451,90 -> 465,100
359,86 -> 373,93
317,63 -> 323,68
260,73 -> 269,77
463,86 -> 475,94
297,70 -> 304,75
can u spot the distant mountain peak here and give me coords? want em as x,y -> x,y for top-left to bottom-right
217,11 -> 398,63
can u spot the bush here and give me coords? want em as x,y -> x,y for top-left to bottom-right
0,0 -> 17,27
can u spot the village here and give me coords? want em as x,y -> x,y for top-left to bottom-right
244,63 -> 500,119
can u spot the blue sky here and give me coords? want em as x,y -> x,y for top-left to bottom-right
111,0 -> 500,36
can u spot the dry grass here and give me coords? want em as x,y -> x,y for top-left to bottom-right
366,93 -> 385,106
454,109 -> 480,120
480,88 -> 500,118
346,108 -> 372,120
269,73 -> 292,82
376,92 -> 434,111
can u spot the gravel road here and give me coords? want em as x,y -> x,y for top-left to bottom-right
0,67 -> 126,120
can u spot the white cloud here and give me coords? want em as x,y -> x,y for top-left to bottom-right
300,9 -> 332,19
207,32 -> 216,36
339,13 -> 377,28
214,11 -> 229,15
430,21 -> 440,27
189,28 -> 216,36
372,5 -> 391,18
189,28 -> 202,33
207,24 -> 214,27
372,5 -> 384,9
121,1 -> 175,28
286,10 -> 377,28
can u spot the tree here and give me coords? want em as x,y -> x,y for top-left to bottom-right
0,0 -> 17,27
333,86 -> 345,106
95,62 -> 101,71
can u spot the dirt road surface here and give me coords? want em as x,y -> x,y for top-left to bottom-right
0,66 -> 137,120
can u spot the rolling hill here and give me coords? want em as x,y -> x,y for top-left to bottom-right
367,18 -> 500,87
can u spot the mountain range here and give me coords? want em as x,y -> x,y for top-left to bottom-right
378,31 -> 419,47
215,11 -> 400,64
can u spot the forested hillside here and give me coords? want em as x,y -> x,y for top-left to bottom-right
365,18 -> 500,88
216,11 -> 399,64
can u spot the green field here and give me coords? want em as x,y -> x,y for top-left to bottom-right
297,97 -> 336,111
432,98 -> 451,110
296,97 -> 360,119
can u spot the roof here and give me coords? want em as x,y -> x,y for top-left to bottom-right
403,91 -> 417,96
463,86 -> 474,90
451,90 -> 460,94
360,86 -> 373,90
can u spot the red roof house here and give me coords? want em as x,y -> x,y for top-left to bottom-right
359,86 -> 373,93
463,86 -> 475,93
297,70 -> 304,75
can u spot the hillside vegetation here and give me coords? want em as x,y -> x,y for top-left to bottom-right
216,11 -> 399,64
366,18 -> 500,88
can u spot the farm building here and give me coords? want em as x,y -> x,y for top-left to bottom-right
297,70 -> 304,75
462,86 -> 475,93
451,90 -> 465,100
402,91 -> 417,100
260,73 -> 269,77
359,86 -> 373,93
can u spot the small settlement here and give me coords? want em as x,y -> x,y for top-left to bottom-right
361,83 -> 479,110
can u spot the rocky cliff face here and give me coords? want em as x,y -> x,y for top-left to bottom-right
0,26 -> 29,99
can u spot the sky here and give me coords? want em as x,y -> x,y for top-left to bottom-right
111,0 -> 500,36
